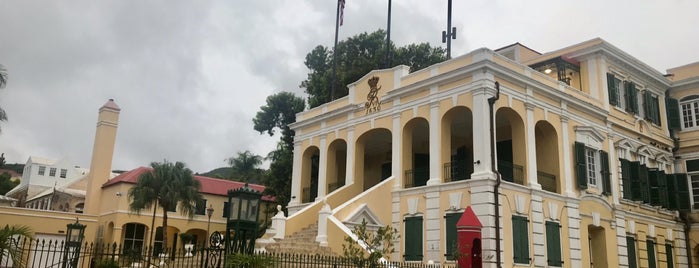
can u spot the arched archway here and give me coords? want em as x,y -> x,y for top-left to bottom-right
496,107 -> 526,185
327,139 -> 347,193
356,128 -> 392,190
535,121 -> 560,193
402,118 -> 430,188
441,106 -> 474,182
300,146 -> 320,203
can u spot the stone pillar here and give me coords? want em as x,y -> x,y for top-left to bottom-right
346,128 -> 355,186
469,178 -> 499,268
272,205 -> 287,239
471,85 -> 496,179
427,102 -> 441,185
525,102 -> 541,189
316,202 -> 331,247
565,201 -> 582,267
316,136 -> 328,200
425,190 -> 441,261
289,141 -> 303,208
615,212 -> 630,268
560,110 -> 575,197
392,114 -> 403,189
530,194 -> 546,267
607,129 -> 620,205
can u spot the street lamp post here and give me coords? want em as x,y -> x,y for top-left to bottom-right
225,183 -> 262,257
206,205 -> 214,240
63,218 -> 86,268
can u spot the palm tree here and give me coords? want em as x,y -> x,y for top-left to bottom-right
128,160 -> 203,256
0,64 -> 8,133
0,225 -> 33,268
226,150 -> 263,182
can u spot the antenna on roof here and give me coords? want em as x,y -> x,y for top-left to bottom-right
442,0 -> 457,59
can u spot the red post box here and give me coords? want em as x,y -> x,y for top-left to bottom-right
457,206 -> 482,268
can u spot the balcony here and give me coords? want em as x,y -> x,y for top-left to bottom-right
498,161 -> 524,185
404,167 -> 429,188
443,160 -> 471,182
538,171 -> 557,193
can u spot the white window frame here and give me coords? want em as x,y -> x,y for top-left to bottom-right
681,99 -> 699,130
49,167 -> 57,177
586,148 -> 599,187
38,166 -> 46,175
59,169 -> 68,178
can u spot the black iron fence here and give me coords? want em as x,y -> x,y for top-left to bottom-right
2,238 -> 457,268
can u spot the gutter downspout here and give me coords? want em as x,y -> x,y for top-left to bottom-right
488,81 -> 502,267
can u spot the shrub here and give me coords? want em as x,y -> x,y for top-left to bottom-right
225,253 -> 275,268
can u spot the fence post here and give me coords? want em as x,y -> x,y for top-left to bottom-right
316,201 -> 331,247
272,205 -> 287,239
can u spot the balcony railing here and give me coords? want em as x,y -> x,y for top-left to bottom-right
498,161 -> 524,185
538,171 -> 557,193
443,161 -> 471,182
404,167 -> 429,188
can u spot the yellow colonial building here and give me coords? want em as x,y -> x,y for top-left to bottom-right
278,38 -> 699,268
0,99 -> 274,265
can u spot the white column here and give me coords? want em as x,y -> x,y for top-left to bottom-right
615,212 -> 629,268
471,87 -> 495,178
566,201 -> 583,267
525,102 -> 541,189
289,141 -> 303,207
392,114 -> 403,189
316,136 -> 328,200
427,102 -> 442,185
560,103 -> 575,197
345,128 -> 355,186
531,194 -> 546,267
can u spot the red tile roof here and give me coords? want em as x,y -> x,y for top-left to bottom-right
102,167 -> 274,201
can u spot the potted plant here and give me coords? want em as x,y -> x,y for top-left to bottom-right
179,233 -> 195,257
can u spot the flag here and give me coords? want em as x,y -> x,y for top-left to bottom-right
339,0 -> 345,26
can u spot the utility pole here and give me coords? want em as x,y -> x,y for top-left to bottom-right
442,0 -> 456,59
385,0 -> 392,68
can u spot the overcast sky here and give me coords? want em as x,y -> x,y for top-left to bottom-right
1,1 -> 698,173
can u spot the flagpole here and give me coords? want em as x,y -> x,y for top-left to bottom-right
385,0 -> 392,69
331,0 -> 342,102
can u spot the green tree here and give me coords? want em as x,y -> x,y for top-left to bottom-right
301,29 -> 446,108
0,65 -> 8,133
0,172 -> 19,195
226,150 -> 263,183
342,219 -> 399,268
127,160 -> 203,253
0,225 -> 33,268
253,92 -> 305,208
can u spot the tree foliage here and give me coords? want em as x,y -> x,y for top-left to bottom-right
253,92 -> 305,208
128,160 -> 203,252
226,150 -> 263,183
0,225 -> 33,268
301,29 -> 446,108
342,219 -> 399,268
0,64 -> 8,133
0,172 -> 19,195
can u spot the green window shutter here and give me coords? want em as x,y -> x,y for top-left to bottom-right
512,216 -> 530,264
545,221 -> 562,266
630,83 -> 639,114
666,244 -> 674,268
621,159 -> 632,199
574,142 -> 588,190
644,91 -> 653,120
653,96 -> 661,125
657,171 -> 668,209
666,173 -> 679,210
222,202 -> 229,217
630,161 -> 642,201
640,164 -> 650,203
666,98 -> 681,130
607,73 -> 618,106
647,240 -> 656,268
675,174 -> 691,210
404,216 -> 423,261
445,213 -> 460,260
627,237 -> 638,268
648,168 -> 660,206
600,150 -> 611,195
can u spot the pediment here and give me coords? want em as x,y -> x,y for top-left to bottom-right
614,138 -> 635,151
343,204 -> 383,229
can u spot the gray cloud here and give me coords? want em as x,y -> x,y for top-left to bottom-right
1,0 -> 698,173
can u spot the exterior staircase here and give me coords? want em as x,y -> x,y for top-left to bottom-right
265,224 -> 335,255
